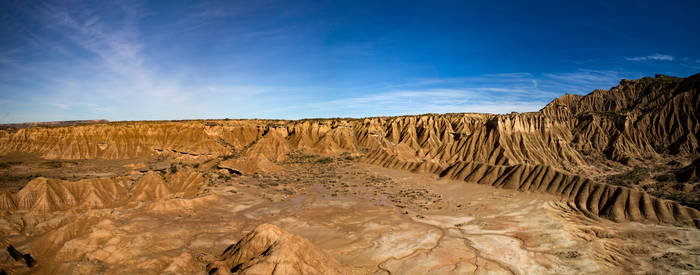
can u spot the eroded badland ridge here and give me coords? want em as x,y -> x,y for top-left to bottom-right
1,73 -> 699,274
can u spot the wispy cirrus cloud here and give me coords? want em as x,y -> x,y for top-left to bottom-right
541,69 -> 640,93
625,53 -> 675,61
256,69 -> 636,119
311,88 -> 549,116
2,1 -> 695,123
0,1 -> 273,123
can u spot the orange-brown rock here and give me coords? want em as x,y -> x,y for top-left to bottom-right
1,168 -> 206,212
0,73 -> 698,226
208,223 -> 347,275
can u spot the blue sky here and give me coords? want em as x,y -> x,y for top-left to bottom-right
1,0 -> 699,123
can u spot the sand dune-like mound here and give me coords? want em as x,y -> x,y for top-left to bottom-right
244,129 -> 291,162
208,223 -> 347,275
1,168 -> 207,212
130,172 -> 171,201
129,168 -> 205,201
11,177 -> 129,211
289,121 -> 358,154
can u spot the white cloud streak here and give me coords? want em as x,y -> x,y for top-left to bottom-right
261,69 -> 633,119
0,1 -> 272,123
0,2 -> 675,123
626,53 -> 674,61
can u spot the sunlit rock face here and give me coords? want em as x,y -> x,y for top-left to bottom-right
207,223 -> 347,275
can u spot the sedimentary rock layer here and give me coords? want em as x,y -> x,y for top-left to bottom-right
208,223 -> 347,275
0,169 -> 205,212
0,74 -> 698,226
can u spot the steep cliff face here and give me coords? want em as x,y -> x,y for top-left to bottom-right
359,74 -> 698,171
0,74 -> 698,227
359,112 -> 586,170
0,122 -> 230,159
542,74 -> 699,163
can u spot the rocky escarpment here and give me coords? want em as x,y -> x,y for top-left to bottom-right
364,155 -> 700,227
542,74 -> 699,163
0,73 -> 698,227
0,123 -> 217,159
360,74 -> 700,227
3,75 -> 695,168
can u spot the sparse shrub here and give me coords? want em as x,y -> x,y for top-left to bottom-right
287,152 -> 320,161
607,166 -> 649,187
654,174 -> 675,182
294,153 -> 318,159
608,180 -> 631,187
170,164 -> 178,174
221,154 -> 237,160
594,111 -> 625,118
315,157 -> 333,164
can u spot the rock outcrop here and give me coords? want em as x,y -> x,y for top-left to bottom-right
208,223 -> 347,275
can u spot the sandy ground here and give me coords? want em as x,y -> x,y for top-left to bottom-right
1,155 -> 699,274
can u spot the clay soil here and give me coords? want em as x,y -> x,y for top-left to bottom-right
1,152 -> 698,274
